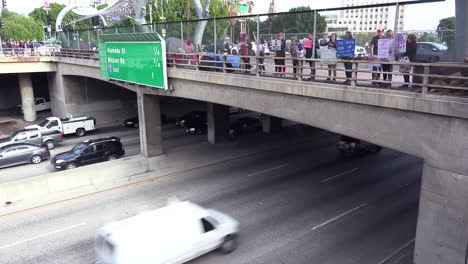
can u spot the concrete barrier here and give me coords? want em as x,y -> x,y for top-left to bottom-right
0,154 -> 168,215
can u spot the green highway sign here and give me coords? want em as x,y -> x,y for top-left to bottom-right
101,41 -> 167,90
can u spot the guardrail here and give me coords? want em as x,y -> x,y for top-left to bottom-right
3,48 -> 467,97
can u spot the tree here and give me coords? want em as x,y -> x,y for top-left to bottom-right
437,16 -> 455,46
28,3 -> 66,32
0,9 -> 43,41
418,32 -> 438,43
258,6 -> 326,39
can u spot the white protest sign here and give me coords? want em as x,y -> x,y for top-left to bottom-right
377,39 -> 391,59
319,46 -> 337,65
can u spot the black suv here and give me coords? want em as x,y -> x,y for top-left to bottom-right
176,111 -> 207,128
51,137 -> 125,170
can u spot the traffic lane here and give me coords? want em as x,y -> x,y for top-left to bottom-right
243,183 -> 419,264
0,131 -> 340,263
0,138 -> 420,264
188,152 -> 422,264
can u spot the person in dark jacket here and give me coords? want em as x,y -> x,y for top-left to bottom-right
273,32 -> 286,77
304,33 -> 315,80
400,34 -> 417,88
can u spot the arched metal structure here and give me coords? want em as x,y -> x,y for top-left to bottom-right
55,0 -> 151,32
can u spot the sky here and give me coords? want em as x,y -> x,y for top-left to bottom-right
9,0 -> 455,30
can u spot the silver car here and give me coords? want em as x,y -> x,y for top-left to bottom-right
0,143 -> 50,168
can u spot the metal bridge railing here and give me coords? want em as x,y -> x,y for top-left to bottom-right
2,48 -> 466,97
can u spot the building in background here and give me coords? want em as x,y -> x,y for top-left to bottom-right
325,0 -> 405,33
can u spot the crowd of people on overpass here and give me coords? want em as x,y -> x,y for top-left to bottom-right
1,40 -> 34,56
179,29 -> 419,89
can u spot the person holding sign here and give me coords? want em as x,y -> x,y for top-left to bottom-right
370,29 -> 385,86
380,30 -> 395,88
273,32 -> 286,77
320,33 -> 337,82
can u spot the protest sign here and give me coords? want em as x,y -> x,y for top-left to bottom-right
395,33 -> 407,54
336,39 -> 355,57
377,39 -> 391,59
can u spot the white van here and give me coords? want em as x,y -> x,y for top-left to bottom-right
95,201 -> 239,264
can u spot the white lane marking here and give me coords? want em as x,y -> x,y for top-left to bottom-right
0,223 -> 86,250
311,203 -> 367,231
377,238 -> 415,264
321,168 -> 359,183
126,148 -> 140,153
121,137 -> 140,142
247,164 -> 288,177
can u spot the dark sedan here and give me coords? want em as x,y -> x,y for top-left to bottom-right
123,114 -> 167,128
0,143 -> 50,168
185,118 -> 208,135
228,117 -> 262,139
176,111 -> 207,128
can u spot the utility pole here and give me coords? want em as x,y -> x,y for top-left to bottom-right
43,2 -> 52,40
186,0 -> 190,39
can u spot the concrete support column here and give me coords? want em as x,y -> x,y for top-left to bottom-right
207,103 -> 229,144
414,163 -> 468,264
262,115 -> 282,134
18,73 -> 36,122
137,90 -> 163,157
455,0 -> 468,62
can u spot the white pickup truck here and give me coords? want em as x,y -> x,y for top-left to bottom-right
26,115 -> 96,137
17,97 -> 51,113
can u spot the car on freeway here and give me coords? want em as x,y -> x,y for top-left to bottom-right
337,135 -> 382,156
227,117 -> 262,139
123,113 -> 168,128
185,118 -> 208,135
95,200 -> 239,264
51,137 -> 124,170
176,111 -> 207,128
0,143 -> 50,168
415,42 -> 448,63
0,128 -> 63,149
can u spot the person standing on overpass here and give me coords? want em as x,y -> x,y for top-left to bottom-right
304,33 -> 316,81
370,29 -> 385,86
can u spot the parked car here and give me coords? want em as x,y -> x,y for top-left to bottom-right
34,44 -> 61,56
415,42 -> 448,63
123,113 -> 167,128
354,46 -> 368,59
95,200 -> 239,264
51,137 -> 124,170
176,111 -> 207,128
26,114 -> 96,137
0,128 -> 63,149
16,97 -> 51,114
227,117 -> 262,139
0,143 -> 50,168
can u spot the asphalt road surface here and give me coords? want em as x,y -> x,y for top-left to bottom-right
0,127 -> 421,264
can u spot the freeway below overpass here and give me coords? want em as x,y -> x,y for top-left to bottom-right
0,126 -> 421,264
